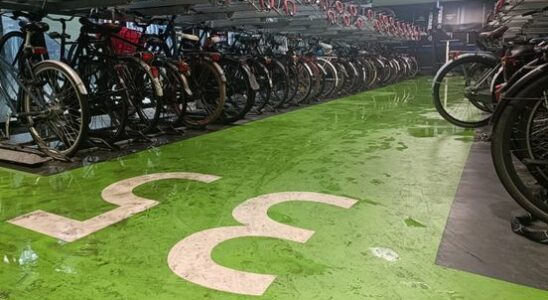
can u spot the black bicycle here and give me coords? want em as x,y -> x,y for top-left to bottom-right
0,11 -> 89,157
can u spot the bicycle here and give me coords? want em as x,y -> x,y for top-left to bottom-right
0,10 -> 89,157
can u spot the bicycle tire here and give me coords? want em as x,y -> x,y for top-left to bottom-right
184,59 -> 226,129
0,31 -> 25,68
121,57 -> 163,134
492,74 -> 548,223
24,60 -> 89,157
433,55 -> 497,128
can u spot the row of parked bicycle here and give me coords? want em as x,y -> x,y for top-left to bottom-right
0,9 -> 419,159
432,0 -> 548,241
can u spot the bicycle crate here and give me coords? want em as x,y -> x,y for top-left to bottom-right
111,27 -> 142,55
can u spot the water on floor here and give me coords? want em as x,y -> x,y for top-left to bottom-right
0,78 -> 544,299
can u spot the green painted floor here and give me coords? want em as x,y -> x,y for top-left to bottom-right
0,77 -> 546,300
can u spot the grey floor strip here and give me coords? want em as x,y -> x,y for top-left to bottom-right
436,142 -> 548,290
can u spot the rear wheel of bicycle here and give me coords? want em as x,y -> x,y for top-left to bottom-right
332,60 -> 347,96
312,62 -> 327,100
220,60 -> 255,123
157,60 -> 187,126
285,63 -> 299,105
76,58 -> 128,144
121,58 -> 162,134
319,59 -> 338,98
292,61 -> 313,105
267,59 -> 289,110
317,58 -> 338,99
305,61 -> 322,102
433,56 -> 497,128
249,60 -> 272,113
185,60 -> 226,129
492,74 -> 548,223
339,60 -> 357,95
24,61 -> 89,157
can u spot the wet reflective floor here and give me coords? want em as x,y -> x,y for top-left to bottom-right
0,77 -> 545,299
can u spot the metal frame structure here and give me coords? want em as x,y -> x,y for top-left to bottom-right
498,0 -> 548,39
0,0 -> 424,42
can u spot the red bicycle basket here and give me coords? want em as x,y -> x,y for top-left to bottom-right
111,27 -> 142,55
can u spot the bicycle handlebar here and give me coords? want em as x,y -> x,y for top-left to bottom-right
45,15 -> 75,22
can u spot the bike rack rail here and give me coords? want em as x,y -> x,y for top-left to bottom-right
495,0 -> 548,40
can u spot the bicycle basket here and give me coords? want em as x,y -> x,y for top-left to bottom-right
111,27 -> 142,55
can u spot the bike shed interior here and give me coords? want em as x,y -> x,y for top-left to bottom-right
0,0 -> 547,299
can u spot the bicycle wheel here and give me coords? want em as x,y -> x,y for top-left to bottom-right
339,60 -> 357,95
249,59 -> 272,113
292,61 -> 313,105
363,58 -> 377,89
76,58 -> 128,143
120,58 -> 162,134
184,59 -> 226,129
312,61 -> 327,100
433,55 -> 498,128
492,74 -> 548,223
0,31 -> 24,69
332,60 -> 347,96
23,61 -> 89,157
220,59 -> 256,123
157,59 -> 188,126
305,61 -> 322,102
285,62 -> 299,105
317,58 -> 338,99
267,59 -> 289,110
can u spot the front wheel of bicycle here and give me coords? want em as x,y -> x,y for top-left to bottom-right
0,31 -> 25,68
24,60 -> 89,157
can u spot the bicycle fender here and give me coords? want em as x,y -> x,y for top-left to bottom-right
490,66 -> 504,100
318,58 -> 339,87
348,62 -> 359,77
179,72 -> 193,97
205,58 -> 227,83
302,62 -> 314,77
128,57 -> 164,98
241,64 -> 260,91
38,60 -> 88,96
316,63 -> 327,77
166,62 -> 192,97
502,62 -> 548,101
259,63 -> 273,88
433,52 -> 499,87
491,63 -> 548,126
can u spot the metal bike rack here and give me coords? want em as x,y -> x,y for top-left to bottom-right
1,0 -> 421,42
498,0 -> 548,40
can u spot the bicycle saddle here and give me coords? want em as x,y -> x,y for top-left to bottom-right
530,36 -> 548,45
177,32 -> 200,42
49,32 -> 71,40
319,42 -> 333,51
479,25 -> 508,39
509,44 -> 535,58
145,36 -> 164,45
208,36 -> 222,44
79,18 -> 121,34
20,21 -> 49,33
